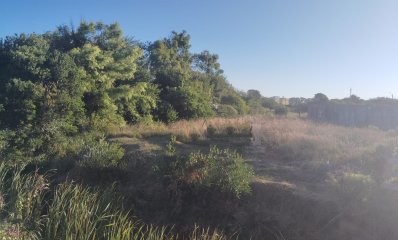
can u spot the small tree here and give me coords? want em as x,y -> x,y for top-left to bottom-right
313,93 -> 329,103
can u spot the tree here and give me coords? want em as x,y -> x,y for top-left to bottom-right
342,94 -> 362,104
0,22 -> 249,161
313,93 -> 329,103
246,90 -> 262,100
192,50 -> 224,76
148,31 -> 236,121
149,31 -> 191,89
0,22 -> 146,160
289,97 -> 308,117
262,98 -> 279,110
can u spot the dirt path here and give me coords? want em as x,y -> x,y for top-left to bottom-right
242,120 -> 398,240
245,120 -> 337,202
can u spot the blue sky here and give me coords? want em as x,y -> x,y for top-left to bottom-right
1,0 -> 398,99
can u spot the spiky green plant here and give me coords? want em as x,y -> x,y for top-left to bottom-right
0,163 -> 232,240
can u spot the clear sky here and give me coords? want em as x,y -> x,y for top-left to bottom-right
1,0 -> 398,99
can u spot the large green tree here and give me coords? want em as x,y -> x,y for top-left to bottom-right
148,31 -> 215,121
0,22 -> 152,160
0,22 -> 249,161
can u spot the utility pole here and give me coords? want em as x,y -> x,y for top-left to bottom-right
349,88 -> 352,97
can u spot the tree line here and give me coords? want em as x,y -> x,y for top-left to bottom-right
0,21 -> 287,163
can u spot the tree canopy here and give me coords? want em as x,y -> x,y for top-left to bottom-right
0,21 -> 252,161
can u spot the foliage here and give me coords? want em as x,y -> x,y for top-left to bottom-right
75,138 -> 125,168
157,102 -> 179,123
220,94 -> 248,114
0,21 -> 250,162
288,97 -> 308,116
0,21 -> 256,239
0,22 -> 142,162
148,31 -> 232,121
186,147 -> 254,197
0,163 -> 47,239
261,98 -> 279,109
163,141 -> 253,198
0,163 -> 229,240
43,184 -> 137,240
111,82 -> 159,124
215,104 -> 239,117
165,135 -> 177,156
313,93 -> 329,103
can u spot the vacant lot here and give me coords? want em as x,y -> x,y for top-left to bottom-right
110,115 -> 398,239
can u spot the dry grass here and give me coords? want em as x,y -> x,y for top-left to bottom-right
107,115 -> 398,239
242,116 -> 398,239
108,117 -> 252,142
251,116 -> 394,164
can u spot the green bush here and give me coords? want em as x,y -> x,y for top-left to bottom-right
190,147 -> 253,197
216,104 -> 239,117
220,94 -> 248,114
0,164 -> 229,240
157,102 -> 179,123
76,138 -> 125,168
168,146 -> 254,198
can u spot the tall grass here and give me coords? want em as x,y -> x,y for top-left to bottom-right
108,117 -> 252,142
252,117 -> 395,164
0,164 -> 48,239
43,183 -> 180,240
0,163 -> 230,240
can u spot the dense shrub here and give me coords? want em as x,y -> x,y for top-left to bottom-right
187,147 -> 254,197
0,22 -> 250,167
220,94 -> 248,114
164,142 -> 253,198
216,104 -> 239,117
75,138 -> 125,168
157,102 -> 179,123
0,164 -> 229,240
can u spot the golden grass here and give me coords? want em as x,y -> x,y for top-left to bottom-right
110,115 -> 396,165
251,116 -> 395,163
110,114 -> 398,183
107,115 -> 398,239
108,117 -> 252,142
